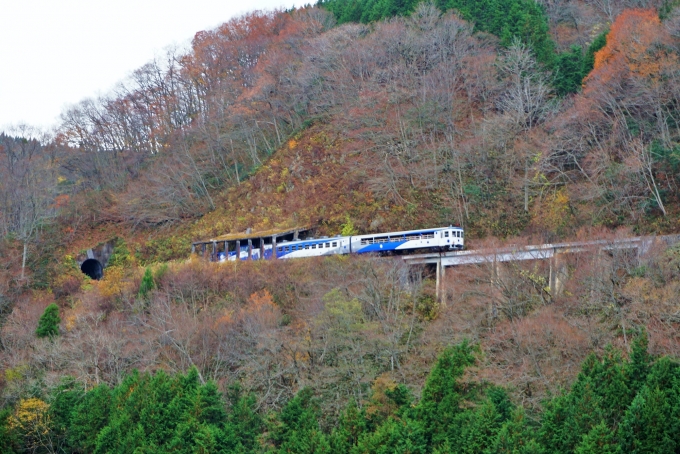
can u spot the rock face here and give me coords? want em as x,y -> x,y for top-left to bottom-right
76,240 -> 116,280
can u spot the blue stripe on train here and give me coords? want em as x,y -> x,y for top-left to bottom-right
356,241 -> 408,254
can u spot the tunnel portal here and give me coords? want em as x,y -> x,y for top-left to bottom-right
81,259 -> 103,280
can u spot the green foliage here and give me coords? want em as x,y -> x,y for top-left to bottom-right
68,384 -> 112,453
106,238 -> 133,268
627,330 -> 652,394
320,0 -> 613,95
3,338 -> 680,453
442,0 -> 554,65
72,368 -> 241,454
583,29 -> 608,76
269,387 -> 330,453
340,215 -> 358,236
617,385 -> 677,453
35,303 -> 60,338
352,416 -> 427,454
417,340 -> 477,447
47,377 -> 83,450
136,235 -> 191,265
490,408 -> 544,454
574,421 -> 617,454
138,267 -> 155,299
0,407 -> 18,454
660,0 -> 680,20
329,400 -> 366,453
552,28 -> 609,95
225,383 -> 263,452
554,45 -> 585,96
321,0 -> 555,66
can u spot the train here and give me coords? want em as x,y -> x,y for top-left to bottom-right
218,226 -> 464,261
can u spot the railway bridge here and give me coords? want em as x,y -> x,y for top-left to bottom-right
403,235 -> 680,305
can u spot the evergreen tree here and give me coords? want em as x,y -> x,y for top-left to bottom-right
68,384 -> 112,453
583,29 -> 608,77
225,383 -> 263,452
0,408 -> 18,454
589,347 -> 632,425
352,416 -> 427,454
48,377 -> 83,452
617,386 -> 676,453
417,341 -> 476,447
329,400 -> 367,454
488,408 -> 544,454
36,303 -> 60,338
626,330 -> 652,394
270,387 -> 330,454
138,267 -> 155,299
554,46 -> 585,95
450,397 -> 507,453
574,421 -> 618,454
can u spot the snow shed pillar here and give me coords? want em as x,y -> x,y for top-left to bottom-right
247,239 -> 253,260
235,240 -> 241,261
273,236 -> 278,259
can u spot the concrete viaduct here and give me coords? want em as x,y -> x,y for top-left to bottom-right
402,235 -> 680,304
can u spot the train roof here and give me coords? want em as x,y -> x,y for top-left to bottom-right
277,226 -> 462,245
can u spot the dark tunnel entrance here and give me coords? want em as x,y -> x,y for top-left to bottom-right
81,259 -> 103,280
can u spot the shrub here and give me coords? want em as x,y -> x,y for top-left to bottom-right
138,268 -> 155,299
36,303 -> 60,338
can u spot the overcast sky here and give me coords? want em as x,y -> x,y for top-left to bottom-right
0,0 -> 300,133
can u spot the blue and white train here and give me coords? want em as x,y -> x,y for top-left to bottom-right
221,226 -> 464,261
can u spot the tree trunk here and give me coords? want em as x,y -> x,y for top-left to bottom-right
524,160 -> 529,212
21,241 -> 27,280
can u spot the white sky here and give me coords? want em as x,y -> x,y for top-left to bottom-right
0,0 -> 300,133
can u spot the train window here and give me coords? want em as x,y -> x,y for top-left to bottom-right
305,245 -> 309,249
325,243 -> 330,248
312,244 -> 316,249
332,242 -> 337,247
277,247 -> 283,252
444,231 -> 449,238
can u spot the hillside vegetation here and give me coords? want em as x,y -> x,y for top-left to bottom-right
1,0 -> 680,452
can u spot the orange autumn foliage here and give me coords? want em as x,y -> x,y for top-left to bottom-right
588,9 -> 675,85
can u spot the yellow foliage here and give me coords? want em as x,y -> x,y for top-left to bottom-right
533,188 -> 570,233
4,364 -> 28,383
64,314 -> 77,331
9,398 -> 51,436
96,265 -> 128,301
366,374 -> 401,419
288,138 -> 297,149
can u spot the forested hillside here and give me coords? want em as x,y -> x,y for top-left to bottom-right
1,0 -> 680,452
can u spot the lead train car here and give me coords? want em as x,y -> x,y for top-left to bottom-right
246,226 -> 464,260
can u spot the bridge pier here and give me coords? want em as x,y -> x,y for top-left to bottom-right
436,258 -> 447,307
549,251 -> 567,297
